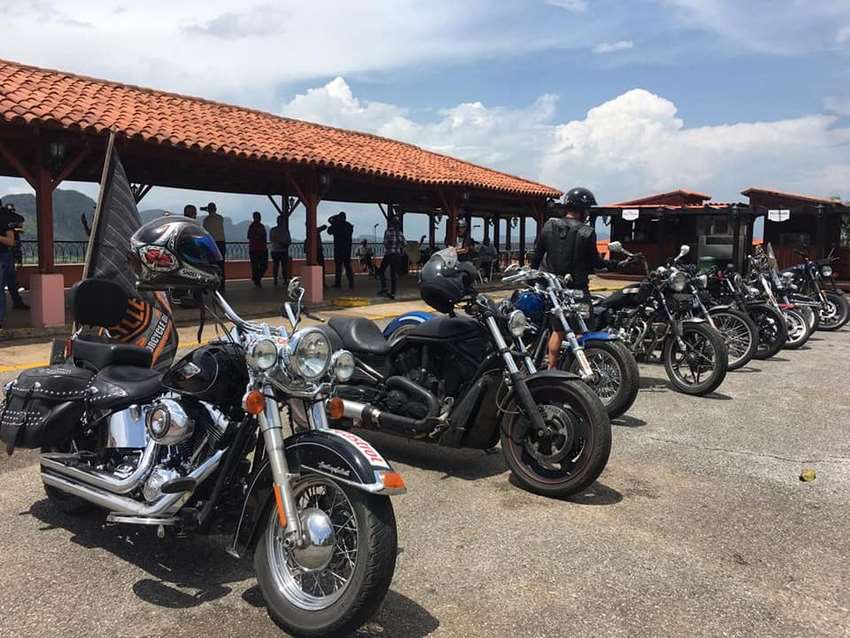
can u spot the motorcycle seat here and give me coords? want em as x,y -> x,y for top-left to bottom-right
327,316 -> 390,356
596,286 -> 640,310
90,365 -> 163,410
72,334 -> 153,371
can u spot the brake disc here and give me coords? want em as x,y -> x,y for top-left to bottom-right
523,405 -> 577,469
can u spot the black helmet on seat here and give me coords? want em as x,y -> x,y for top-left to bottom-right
129,217 -> 222,290
419,247 -> 473,313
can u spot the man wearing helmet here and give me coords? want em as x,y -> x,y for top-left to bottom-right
531,186 -> 623,369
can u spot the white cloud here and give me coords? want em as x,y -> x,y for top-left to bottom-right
825,96 -> 850,116
837,25 -> 850,44
283,78 -> 850,204
593,40 -> 634,54
544,0 -> 588,12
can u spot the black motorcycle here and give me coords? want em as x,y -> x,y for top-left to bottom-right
324,248 -> 611,498
591,242 -> 729,396
2,277 -> 404,638
782,248 -> 849,331
705,264 -> 788,360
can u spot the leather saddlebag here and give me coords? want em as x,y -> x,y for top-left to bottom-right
0,365 -> 95,454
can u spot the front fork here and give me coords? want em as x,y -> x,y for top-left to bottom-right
548,293 -> 594,381
257,384 -> 303,546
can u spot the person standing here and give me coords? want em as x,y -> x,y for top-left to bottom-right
0,215 -> 17,330
269,214 -> 291,286
247,211 -> 268,288
201,202 -> 227,292
328,211 -> 354,289
183,204 -> 197,220
377,218 -> 405,299
531,187 -> 625,369
478,237 -> 497,281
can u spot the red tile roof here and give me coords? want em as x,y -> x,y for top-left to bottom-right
608,189 -> 712,207
741,187 -> 840,206
0,59 -> 561,198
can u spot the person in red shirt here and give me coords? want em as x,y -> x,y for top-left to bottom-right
247,211 -> 268,288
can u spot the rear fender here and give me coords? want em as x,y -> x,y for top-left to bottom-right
382,311 -> 433,338
671,316 -> 706,338
708,304 -> 734,312
230,429 -> 401,558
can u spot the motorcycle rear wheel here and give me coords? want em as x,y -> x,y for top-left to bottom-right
707,308 -> 757,371
818,292 -> 849,331
563,340 -> 639,419
255,476 -> 397,638
662,323 -> 728,396
749,305 -> 787,360
500,377 -> 611,498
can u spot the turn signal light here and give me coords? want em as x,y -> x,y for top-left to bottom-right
272,484 -> 287,527
244,390 -> 266,415
327,397 -> 345,420
381,471 -> 406,491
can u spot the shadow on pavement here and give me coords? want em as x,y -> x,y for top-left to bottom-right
638,376 -> 671,392
731,365 -> 761,373
612,415 -> 646,428
27,498 -> 253,609
355,429 -> 507,481
565,481 -> 624,506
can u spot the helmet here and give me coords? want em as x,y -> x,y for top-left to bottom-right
419,247 -> 473,313
564,187 -> 597,214
129,217 -> 222,290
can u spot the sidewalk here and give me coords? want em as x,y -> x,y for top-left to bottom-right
0,272 -> 631,348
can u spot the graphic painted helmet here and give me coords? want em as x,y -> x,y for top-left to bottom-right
564,187 -> 597,214
129,217 -> 222,290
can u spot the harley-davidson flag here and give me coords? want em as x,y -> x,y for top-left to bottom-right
83,133 -> 178,371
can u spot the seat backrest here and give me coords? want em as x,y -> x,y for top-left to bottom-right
70,279 -> 129,328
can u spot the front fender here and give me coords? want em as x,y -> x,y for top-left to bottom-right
229,429 -> 401,558
576,331 -> 619,345
382,311 -> 433,338
707,304 -> 733,312
499,369 -> 582,408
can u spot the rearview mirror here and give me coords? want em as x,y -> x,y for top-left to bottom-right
679,244 -> 690,257
608,241 -> 623,254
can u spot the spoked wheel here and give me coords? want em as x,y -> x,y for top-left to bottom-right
255,476 -> 397,637
749,305 -> 787,360
798,305 -> 818,333
564,340 -> 639,419
782,308 -> 811,349
708,309 -> 757,370
818,292 -> 850,331
662,323 -> 728,396
501,377 -> 611,498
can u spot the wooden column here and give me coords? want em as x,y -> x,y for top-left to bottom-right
446,205 -> 459,246
428,213 -> 436,248
505,218 -> 512,252
519,214 -> 527,266
305,193 -> 319,265
731,207 -> 742,270
36,164 -> 55,273
493,214 -> 500,250
655,211 -> 666,268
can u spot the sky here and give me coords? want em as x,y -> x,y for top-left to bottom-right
1,0 -> 849,240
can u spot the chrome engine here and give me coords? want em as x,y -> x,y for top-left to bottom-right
40,399 -> 231,525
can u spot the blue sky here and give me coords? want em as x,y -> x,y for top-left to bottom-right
1,0 -> 848,239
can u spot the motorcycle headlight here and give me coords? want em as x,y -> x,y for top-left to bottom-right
248,338 -> 278,371
748,286 -> 760,296
669,271 -> 687,292
821,265 -> 833,278
331,350 -> 355,382
733,273 -> 743,287
289,329 -> 331,381
507,310 -> 528,337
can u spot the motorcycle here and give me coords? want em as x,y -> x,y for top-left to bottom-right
1,277 -> 404,638
747,246 -> 813,349
782,248 -> 849,331
680,265 -> 758,371
590,242 -> 729,396
499,267 -> 640,419
704,264 -> 788,360
324,247 -> 612,498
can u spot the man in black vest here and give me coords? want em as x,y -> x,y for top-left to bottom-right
531,186 -> 623,369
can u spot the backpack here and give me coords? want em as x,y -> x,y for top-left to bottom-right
543,217 -> 594,276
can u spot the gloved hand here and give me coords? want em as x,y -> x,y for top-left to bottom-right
617,258 -> 632,269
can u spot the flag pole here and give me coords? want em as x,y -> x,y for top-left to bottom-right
81,130 -> 116,280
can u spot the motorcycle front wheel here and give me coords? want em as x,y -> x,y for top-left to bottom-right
749,305 -> 787,360
255,475 -> 397,638
782,308 -> 811,349
707,308 -> 757,371
818,292 -> 850,331
500,377 -> 611,498
662,323 -> 728,396
563,340 -> 640,419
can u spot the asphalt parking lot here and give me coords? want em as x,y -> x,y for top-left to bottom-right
1,326 -> 849,637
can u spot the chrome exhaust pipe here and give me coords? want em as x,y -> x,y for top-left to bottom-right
41,450 -> 224,517
41,438 -> 159,495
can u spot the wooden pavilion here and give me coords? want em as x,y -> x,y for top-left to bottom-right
0,59 -> 560,326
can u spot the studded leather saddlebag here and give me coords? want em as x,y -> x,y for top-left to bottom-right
0,365 -> 95,454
